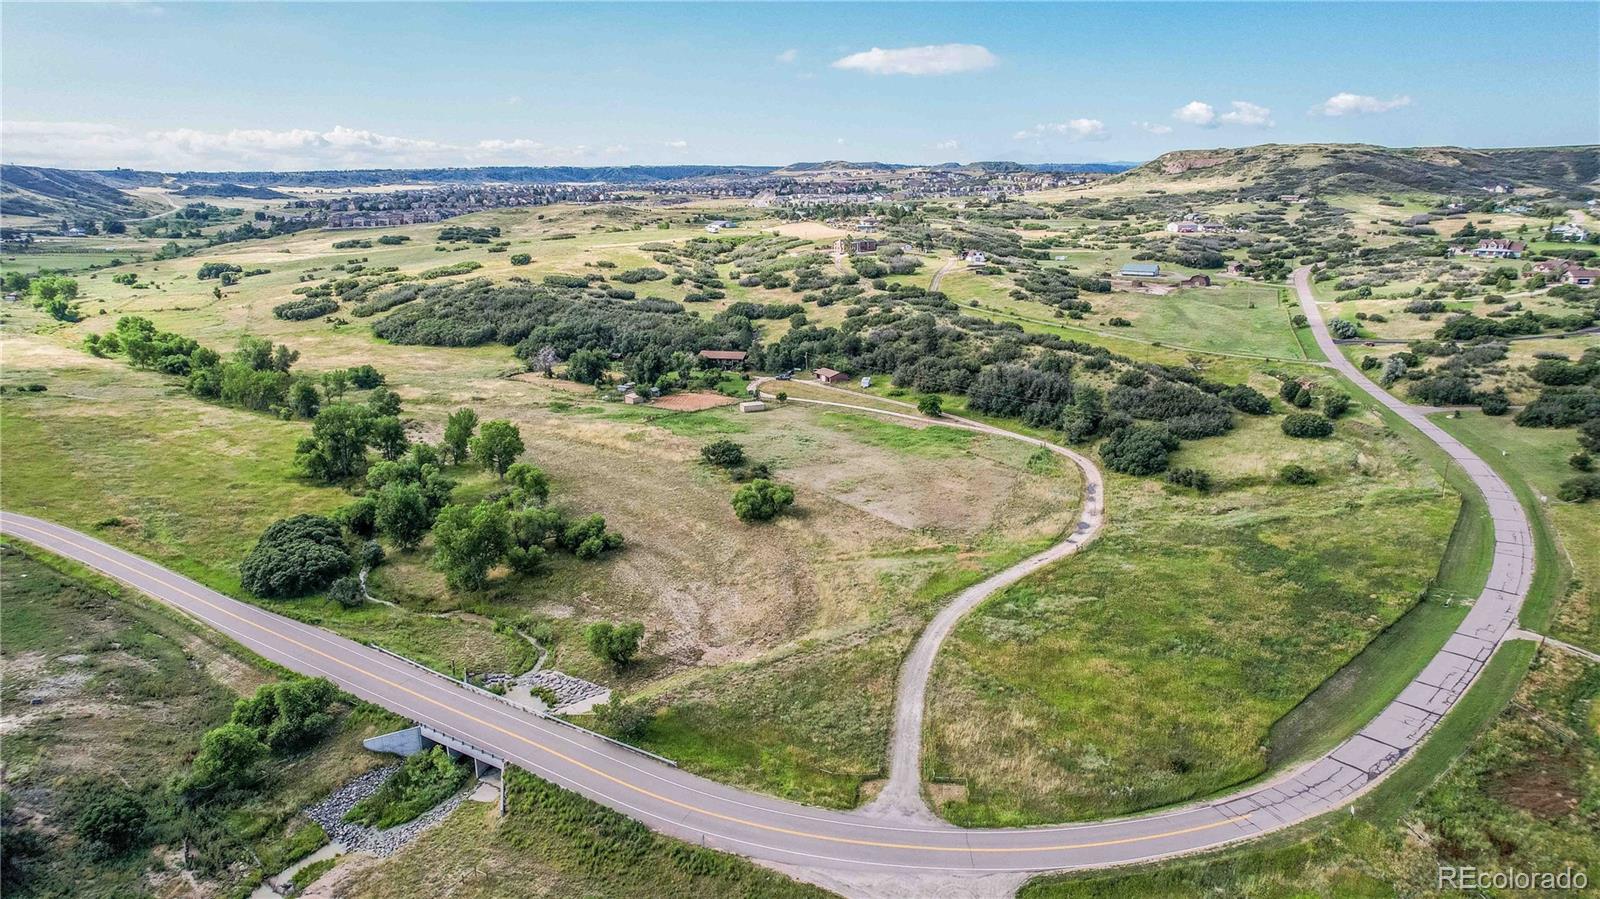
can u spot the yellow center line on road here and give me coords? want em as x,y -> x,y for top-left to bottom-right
2,517 -> 1248,855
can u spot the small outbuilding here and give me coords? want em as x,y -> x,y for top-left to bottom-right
1120,263 -> 1161,278
813,367 -> 848,383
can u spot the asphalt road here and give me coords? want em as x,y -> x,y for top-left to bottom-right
0,266 -> 1536,895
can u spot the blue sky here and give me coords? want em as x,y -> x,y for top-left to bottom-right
3,2 -> 1596,170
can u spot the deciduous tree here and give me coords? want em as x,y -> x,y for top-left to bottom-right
470,420 -> 524,478
584,621 -> 644,671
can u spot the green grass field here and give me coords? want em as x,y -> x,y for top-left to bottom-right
924,369 -> 1466,826
941,271 -> 1306,362
1022,640 -> 1599,899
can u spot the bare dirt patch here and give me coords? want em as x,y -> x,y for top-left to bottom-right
768,221 -> 849,240
1488,752 -> 1583,821
651,392 -> 735,412
927,781 -> 970,808
508,372 -> 597,393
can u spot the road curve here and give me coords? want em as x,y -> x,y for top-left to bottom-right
749,383 -> 1106,822
0,271 -> 1535,895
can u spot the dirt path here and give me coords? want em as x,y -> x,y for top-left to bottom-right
753,379 -> 1106,822
1511,628 -> 1600,664
929,257 -> 960,291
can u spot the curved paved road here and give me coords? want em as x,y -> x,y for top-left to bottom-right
0,267 -> 1535,895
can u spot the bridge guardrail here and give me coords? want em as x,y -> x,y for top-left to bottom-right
365,643 -> 678,768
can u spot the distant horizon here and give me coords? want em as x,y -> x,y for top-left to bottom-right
10,140 -> 1599,177
8,159 -> 1144,174
4,2 -> 1595,171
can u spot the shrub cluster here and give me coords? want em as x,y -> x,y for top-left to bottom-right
273,297 -> 339,321
239,515 -> 351,597
344,747 -> 468,828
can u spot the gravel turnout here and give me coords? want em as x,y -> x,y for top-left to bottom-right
305,765 -> 475,856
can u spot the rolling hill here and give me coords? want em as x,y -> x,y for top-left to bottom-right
0,164 -> 157,221
1109,143 -> 1600,197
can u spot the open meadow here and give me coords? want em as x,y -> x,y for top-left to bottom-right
923,367 -> 1466,825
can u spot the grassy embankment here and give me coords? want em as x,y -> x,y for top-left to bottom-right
0,543 -> 398,899
1019,639 -> 1589,899
1439,411 -> 1597,650
337,766 -> 833,899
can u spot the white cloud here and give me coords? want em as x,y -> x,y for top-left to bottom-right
775,48 -> 798,64
831,43 -> 997,76
1218,100 -> 1273,127
1172,100 -> 1273,128
1135,121 -> 1173,135
663,139 -> 689,149
116,2 -> 166,17
0,120 -> 627,170
1315,92 -> 1412,117
933,139 -> 960,151
1173,101 -> 1216,126
1014,118 -> 1108,142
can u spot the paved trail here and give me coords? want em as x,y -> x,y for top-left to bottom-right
0,265 -> 1537,897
